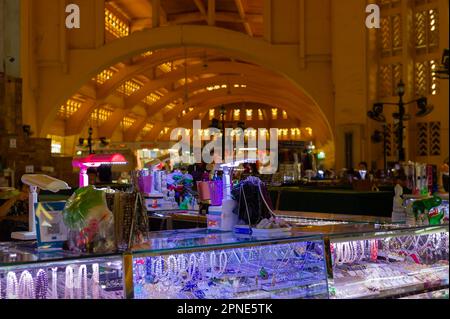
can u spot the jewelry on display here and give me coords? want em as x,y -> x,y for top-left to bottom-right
370,240 -> 378,261
198,253 -> 207,279
35,269 -> 49,299
218,251 -> 228,275
92,263 -> 100,299
209,251 -> 217,277
65,265 -> 74,299
177,254 -> 188,276
6,272 -> 18,299
187,254 -> 197,281
76,265 -> 88,299
51,267 -> 58,299
18,271 -> 35,299
167,255 -> 178,282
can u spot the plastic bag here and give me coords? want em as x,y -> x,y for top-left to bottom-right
62,186 -> 115,253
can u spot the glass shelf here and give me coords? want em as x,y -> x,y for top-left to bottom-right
131,228 -> 324,256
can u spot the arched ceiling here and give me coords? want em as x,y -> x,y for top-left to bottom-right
51,1 -> 332,146
54,44 -> 331,144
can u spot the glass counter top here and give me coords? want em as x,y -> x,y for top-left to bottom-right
131,228 -> 323,255
0,241 -> 121,267
290,222 -> 449,241
275,210 -> 392,224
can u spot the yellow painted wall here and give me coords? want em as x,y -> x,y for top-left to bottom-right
16,0 -> 449,171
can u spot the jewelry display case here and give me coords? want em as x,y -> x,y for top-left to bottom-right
0,242 -> 124,299
325,224 -> 449,299
126,229 -> 329,299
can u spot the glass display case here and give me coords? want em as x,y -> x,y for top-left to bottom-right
127,229 -> 329,299
0,242 -> 124,299
325,224 -> 449,299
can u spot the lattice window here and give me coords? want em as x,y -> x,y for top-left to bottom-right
429,122 -> 441,156
233,109 -> 241,121
105,8 -> 129,39
139,123 -> 154,140
417,122 -> 429,156
121,117 -> 136,130
90,107 -> 113,125
246,109 -> 253,121
271,108 -> 278,120
379,63 -> 403,97
58,99 -> 82,119
416,121 -> 441,156
414,8 -> 439,53
380,14 -> 402,57
258,109 -> 264,121
181,107 -> 194,116
415,60 -> 439,96
93,68 -> 116,85
143,93 -> 162,105
159,62 -> 173,73
209,109 -> 215,120
385,124 -> 393,157
141,51 -> 153,58
118,80 -> 142,96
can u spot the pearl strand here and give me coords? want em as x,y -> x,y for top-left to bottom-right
209,251 -> 217,277
187,254 -> 197,281
218,251 -> 228,275
51,267 -> 58,299
92,263 -> 100,299
198,253 -> 207,279
64,266 -> 74,299
35,269 -> 49,299
6,272 -> 18,299
167,255 -> 178,282
76,265 -> 88,299
18,271 -> 35,299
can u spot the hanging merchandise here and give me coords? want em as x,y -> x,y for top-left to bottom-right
231,176 -> 290,234
62,186 -> 116,253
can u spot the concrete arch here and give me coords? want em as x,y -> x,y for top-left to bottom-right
37,25 -> 334,144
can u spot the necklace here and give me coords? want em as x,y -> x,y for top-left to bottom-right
18,271 -> 35,299
218,251 -> 228,275
92,263 -> 100,299
209,251 -> 217,277
51,267 -> 58,299
76,265 -> 88,299
6,272 -> 18,299
198,253 -> 207,279
35,269 -> 49,299
167,255 -> 178,282
65,265 -> 74,299
187,254 -> 197,281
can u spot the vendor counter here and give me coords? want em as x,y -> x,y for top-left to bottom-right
269,187 -> 394,217
1,221 -> 448,299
